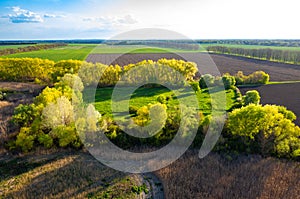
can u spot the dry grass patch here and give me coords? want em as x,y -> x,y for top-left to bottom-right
0,150 -> 143,199
155,150 -> 300,199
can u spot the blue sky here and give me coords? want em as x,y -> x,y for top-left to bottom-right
0,0 -> 300,40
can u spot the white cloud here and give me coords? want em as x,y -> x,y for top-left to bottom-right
44,14 -> 65,19
83,15 -> 138,26
2,7 -> 65,24
7,6 -> 44,23
117,15 -> 137,24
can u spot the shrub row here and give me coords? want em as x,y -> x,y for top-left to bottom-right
198,71 -> 269,90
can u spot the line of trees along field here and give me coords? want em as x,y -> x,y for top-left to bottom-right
0,58 -> 198,86
207,46 -> 300,64
198,39 -> 300,47
0,43 -> 67,56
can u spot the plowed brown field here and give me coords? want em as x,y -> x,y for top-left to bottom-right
239,83 -> 300,125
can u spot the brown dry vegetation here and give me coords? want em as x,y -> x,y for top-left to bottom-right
155,150 -> 300,199
0,150 -> 148,199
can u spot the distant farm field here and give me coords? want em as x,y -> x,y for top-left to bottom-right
1,44 -> 205,61
91,44 -> 205,54
2,44 -> 97,61
0,44 -> 35,50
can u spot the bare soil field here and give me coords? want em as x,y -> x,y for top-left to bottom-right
239,83 -> 300,125
86,53 -> 300,81
155,150 -> 300,199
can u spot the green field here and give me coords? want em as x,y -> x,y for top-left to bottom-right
90,86 -> 234,117
2,43 -> 299,62
1,44 -> 206,61
90,44 -> 205,54
2,44 -> 97,61
0,44 -> 35,50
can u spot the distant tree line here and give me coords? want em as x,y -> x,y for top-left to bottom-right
198,39 -> 300,47
0,43 -> 67,56
106,40 -> 199,50
207,46 -> 300,64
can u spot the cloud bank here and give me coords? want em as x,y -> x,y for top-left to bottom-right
2,7 -> 64,23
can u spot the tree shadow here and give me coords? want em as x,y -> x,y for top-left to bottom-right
5,151 -> 135,198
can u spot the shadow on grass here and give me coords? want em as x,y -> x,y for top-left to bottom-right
3,151 -> 137,198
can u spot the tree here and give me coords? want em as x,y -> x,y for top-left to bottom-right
222,74 -> 236,89
199,74 -> 215,89
245,71 -> 269,84
227,104 -> 300,158
243,90 -> 260,105
41,96 -> 74,129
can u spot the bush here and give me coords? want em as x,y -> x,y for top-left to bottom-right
15,127 -> 35,152
245,71 -> 269,84
13,104 -> 41,127
234,71 -> 245,85
129,105 -> 139,115
199,74 -> 215,89
234,71 -> 269,85
0,91 -> 6,100
243,90 -> 261,105
222,75 -> 236,89
189,81 -> 200,92
38,133 -> 53,148
51,60 -> 82,82
157,95 -> 167,104
34,87 -> 64,106
50,125 -> 81,148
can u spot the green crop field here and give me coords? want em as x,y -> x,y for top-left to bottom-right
1,44 -> 206,61
0,44 -> 35,50
90,44 -> 205,54
2,43 -> 299,63
5,43 -> 299,62
2,44 -> 97,61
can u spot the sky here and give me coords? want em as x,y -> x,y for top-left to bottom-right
0,0 -> 299,40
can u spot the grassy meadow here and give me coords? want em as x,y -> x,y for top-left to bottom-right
0,44 -> 35,50
90,86 -> 235,118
